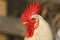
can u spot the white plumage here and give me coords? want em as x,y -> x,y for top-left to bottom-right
56,29 -> 60,40
24,14 -> 53,40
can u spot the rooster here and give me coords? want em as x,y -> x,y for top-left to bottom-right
21,2 -> 53,40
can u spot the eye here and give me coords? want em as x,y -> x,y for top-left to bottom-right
32,18 -> 36,20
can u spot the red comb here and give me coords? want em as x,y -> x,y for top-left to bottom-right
21,2 -> 41,22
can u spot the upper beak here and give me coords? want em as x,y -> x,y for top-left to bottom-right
23,22 -> 28,25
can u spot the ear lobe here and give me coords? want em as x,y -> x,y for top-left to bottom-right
34,19 -> 39,29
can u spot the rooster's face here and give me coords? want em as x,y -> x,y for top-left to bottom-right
21,2 -> 41,38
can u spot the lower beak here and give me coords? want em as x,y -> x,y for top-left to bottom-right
23,22 -> 28,25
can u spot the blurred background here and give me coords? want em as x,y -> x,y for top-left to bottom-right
0,0 -> 60,40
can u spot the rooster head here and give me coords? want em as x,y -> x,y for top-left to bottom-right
21,2 -> 41,38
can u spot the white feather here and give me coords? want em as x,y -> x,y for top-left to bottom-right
24,14 -> 53,40
56,29 -> 60,40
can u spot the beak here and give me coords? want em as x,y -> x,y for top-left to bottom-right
23,22 -> 28,25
